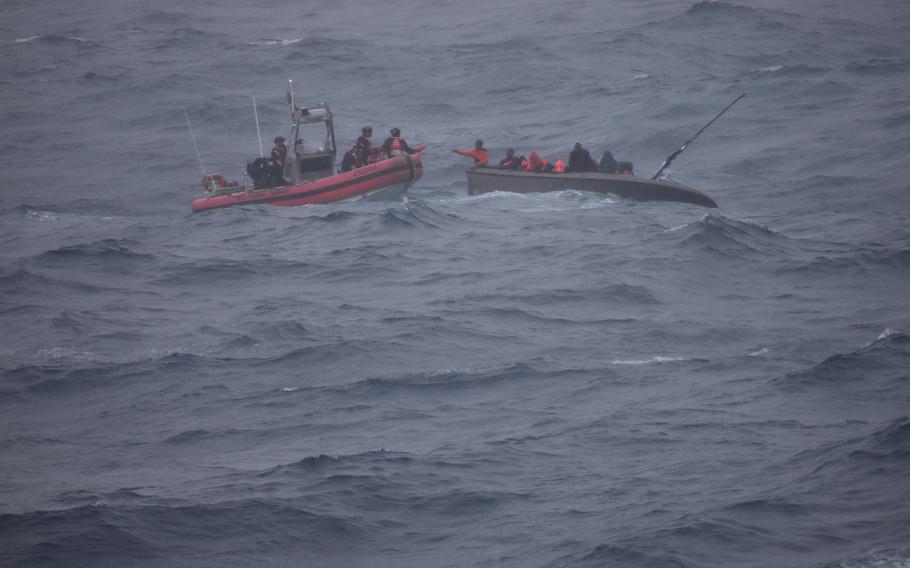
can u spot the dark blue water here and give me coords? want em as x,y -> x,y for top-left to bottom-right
2,1 -> 909,567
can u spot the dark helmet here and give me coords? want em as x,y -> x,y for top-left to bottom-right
362,126 -> 372,135
391,127 -> 401,137
274,136 -> 285,143
474,139 -> 484,149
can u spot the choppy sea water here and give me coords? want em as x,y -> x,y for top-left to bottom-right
1,1 -> 909,567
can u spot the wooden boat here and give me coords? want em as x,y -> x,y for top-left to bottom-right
465,167 -> 718,208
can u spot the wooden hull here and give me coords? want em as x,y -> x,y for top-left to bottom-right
466,167 -> 718,208
192,155 -> 422,213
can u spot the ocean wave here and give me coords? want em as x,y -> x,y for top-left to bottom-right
261,448 -> 412,477
247,38 -> 304,47
611,356 -> 688,365
845,57 -> 910,76
11,34 -> 96,48
34,238 -> 153,263
739,64 -> 828,79
664,213 -> 792,259
326,361 -> 577,398
1,352 -> 235,397
0,498 -> 370,566
833,547 -> 910,568
776,246 -> 910,278
772,330 -> 908,391
0,268 -> 114,297
685,1 -> 761,18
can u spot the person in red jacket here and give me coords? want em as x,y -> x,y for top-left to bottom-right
269,136 -> 288,185
452,139 -> 489,167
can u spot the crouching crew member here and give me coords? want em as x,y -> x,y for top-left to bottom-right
382,127 -> 419,157
452,139 -> 489,167
340,145 -> 360,173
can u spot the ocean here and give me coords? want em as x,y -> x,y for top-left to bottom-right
1,1 -> 909,566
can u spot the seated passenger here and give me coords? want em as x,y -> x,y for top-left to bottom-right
553,159 -> 567,173
527,151 -> 548,173
616,161 -> 634,175
569,142 -> 598,172
498,148 -> 517,169
598,150 -> 618,174
452,139 -> 489,167
382,127 -> 418,157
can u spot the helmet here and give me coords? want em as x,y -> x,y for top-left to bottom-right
391,127 -> 401,137
362,126 -> 372,135
274,136 -> 285,143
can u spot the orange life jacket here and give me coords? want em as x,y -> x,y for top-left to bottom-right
553,160 -> 566,173
202,173 -> 226,189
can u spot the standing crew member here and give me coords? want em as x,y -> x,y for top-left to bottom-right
382,127 -> 418,157
452,139 -> 489,167
270,136 -> 288,185
568,142 -> 598,172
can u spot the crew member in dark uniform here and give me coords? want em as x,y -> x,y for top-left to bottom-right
340,145 -> 359,172
355,126 -> 375,165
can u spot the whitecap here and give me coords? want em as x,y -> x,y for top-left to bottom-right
863,327 -> 898,348
248,38 -> 303,47
26,209 -> 58,221
748,347 -> 769,356
611,356 -> 685,365
754,65 -> 783,73
877,328 -> 897,341
633,73 -> 650,80
14,36 -> 41,44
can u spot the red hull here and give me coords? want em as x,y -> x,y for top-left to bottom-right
192,154 -> 423,213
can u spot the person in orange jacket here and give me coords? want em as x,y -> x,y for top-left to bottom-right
527,151 -> 549,173
452,139 -> 489,167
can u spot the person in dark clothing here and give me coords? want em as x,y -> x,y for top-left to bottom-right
340,145 -> 359,172
568,142 -> 598,172
382,127 -> 417,156
355,126 -> 375,165
498,148 -> 517,169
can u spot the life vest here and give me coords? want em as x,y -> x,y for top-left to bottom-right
553,160 -> 566,173
202,173 -> 226,189
271,144 -> 287,167
388,137 -> 404,153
